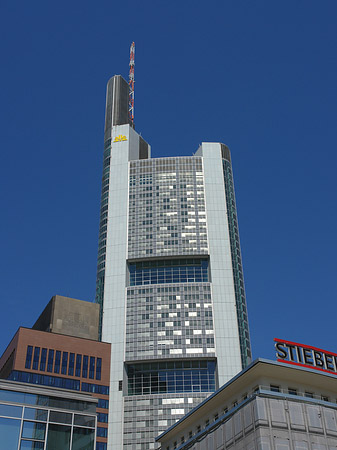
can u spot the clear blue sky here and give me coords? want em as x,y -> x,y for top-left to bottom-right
0,0 -> 336,361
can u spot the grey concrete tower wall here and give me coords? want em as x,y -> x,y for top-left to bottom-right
195,143 -> 251,380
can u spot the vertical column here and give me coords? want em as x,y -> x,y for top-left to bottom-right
102,124 -> 130,450
199,143 -> 242,385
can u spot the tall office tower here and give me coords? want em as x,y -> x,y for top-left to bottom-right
95,75 -> 251,450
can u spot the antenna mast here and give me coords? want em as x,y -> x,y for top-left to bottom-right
129,42 -> 135,123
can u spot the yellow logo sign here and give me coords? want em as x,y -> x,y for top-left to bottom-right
113,135 -> 127,142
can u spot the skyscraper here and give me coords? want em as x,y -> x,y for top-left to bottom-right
95,75 -> 251,450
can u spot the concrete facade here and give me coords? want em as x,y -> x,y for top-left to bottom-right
33,295 -> 100,341
156,359 -> 337,450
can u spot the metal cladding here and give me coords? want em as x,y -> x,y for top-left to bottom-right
104,75 -> 133,142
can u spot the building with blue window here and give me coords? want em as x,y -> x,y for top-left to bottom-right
0,296 -> 111,450
95,75 -> 252,449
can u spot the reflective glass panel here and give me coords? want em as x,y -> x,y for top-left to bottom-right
22,421 -> 46,440
49,411 -> 72,424
0,403 -> 22,418
74,414 -> 95,428
45,424 -> 71,450
20,441 -> 44,449
0,417 -> 21,449
24,408 -> 48,421
72,428 -> 95,450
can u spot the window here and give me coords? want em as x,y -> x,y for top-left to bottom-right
47,350 -> 54,373
97,427 -> 108,438
8,370 -> 80,391
54,351 -> 61,374
68,353 -> 75,376
128,258 -> 209,286
96,443 -> 107,450
61,352 -> 68,375
82,356 -> 88,378
305,392 -> 313,398
96,358 -> 102,380
126,360 -> 216,395
25,346 -> 33,369
97,412 -> 108,423
321,395 -> 329,402
39,348 -> 47,372
75,354 -> 82,377
89,357 -> 95,379
97,399 -> 109,409
32,347 -> 40,370
288,388 -> 297,396
270,385 -> 280,392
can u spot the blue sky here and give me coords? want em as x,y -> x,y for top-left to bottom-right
0,0 -> 336,361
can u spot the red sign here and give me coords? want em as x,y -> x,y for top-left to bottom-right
274,338 -> 337,376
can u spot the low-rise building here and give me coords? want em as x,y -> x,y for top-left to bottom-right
0,296 -> 111,450
156,358 -> 337,450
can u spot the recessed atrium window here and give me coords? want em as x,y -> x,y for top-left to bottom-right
129,258 -> 209,286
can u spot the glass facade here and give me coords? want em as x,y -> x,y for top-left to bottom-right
127,360 -> 216,395
129,258 -> 209,286
222,159 -> 251,367
0,386 -> 96,450
95,139 -> 112,338
128,157 -> 208,260
126,284 -> 214,362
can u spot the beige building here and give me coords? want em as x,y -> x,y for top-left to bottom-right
156,359 -> 337,450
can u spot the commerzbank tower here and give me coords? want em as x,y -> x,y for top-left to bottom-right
95,56 -> 251,449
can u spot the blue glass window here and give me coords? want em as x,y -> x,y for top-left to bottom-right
82,356 -> 88,378
96,358 -> 102,381
25,346 -> 33,369
81,383 -> 109,395
97,412 -> 108,423
129,258 -> 209,286
54,351 -> 61,374
127,360 -> 216,395
22,421 -> 46,440
97,398 -> 109,409
61,352 -> 68,375
68,353 -> 75,376
0,417 -> 21,449
89,357 -> 95,379
96,443 -> 107,450
47,350 -> 54,373
97,427 -> 108,438
8,370 -> 81,391
32,347 -> 40,370
75,355 -> 82,377
39,348 -> 47,372
20,440 -> 44,449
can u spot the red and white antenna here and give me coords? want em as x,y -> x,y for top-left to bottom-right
129,42 -> 135,123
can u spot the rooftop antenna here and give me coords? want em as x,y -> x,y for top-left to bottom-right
129,42 -> 135,123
